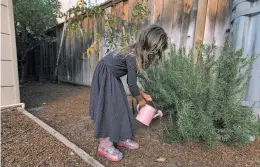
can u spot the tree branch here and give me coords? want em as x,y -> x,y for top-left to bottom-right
21,42 -> 32,62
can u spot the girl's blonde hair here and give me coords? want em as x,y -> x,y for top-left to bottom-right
115,24 -> 168,68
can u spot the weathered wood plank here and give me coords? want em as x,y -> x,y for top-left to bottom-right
161,0 -> 174,44
170,0 -> 184,49
214,0 -> 232,47
82,18 -> 91,85
203,0 -> 219,45
193,0 -> 208,63
179,0 -> 193,52
127,0 -> 137,23
154,0 -> 163,24
185,0 -> 198,54
122,1 -> 129,21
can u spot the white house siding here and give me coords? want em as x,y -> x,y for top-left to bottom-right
1,0 -> 20,106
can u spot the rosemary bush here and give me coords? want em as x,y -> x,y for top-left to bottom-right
141,40 -> 260,146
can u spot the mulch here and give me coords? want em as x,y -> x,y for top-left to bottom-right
20,82 -> 260,167
1,108 -> 90,167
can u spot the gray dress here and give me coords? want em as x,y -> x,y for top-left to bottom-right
89,51 -> 140,143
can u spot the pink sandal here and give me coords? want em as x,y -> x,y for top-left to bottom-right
117,139 -> 139,150
98,145 -> 123,162
98,138 -> 123,162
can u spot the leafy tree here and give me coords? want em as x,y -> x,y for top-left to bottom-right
14,0 -> 61,82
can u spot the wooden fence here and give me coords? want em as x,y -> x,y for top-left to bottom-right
27,0 -> 232,86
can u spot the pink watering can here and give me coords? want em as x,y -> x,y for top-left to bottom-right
136,104 -> 163,126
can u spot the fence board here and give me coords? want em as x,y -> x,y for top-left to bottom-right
193,0 -> 208,63
213,0 -> 232,49
203,0 -> 219,45
179,0 -> 193,50
184,0 -> 198,54
154,0 -> 163,24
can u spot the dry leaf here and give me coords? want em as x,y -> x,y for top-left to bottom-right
155,157 -> 167,162
86,41 -> 97,58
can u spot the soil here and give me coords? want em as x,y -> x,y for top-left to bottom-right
20,82 -> 260,167
1,108 -> 90,167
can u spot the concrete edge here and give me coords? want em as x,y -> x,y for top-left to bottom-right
17,108 -> 104,167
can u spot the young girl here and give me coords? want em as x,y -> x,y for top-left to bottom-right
89,24 -> 168,161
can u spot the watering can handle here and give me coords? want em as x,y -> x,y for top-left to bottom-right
137,104 -> 140,112
153,110 -> 163,118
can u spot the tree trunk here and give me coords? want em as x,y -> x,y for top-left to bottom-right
19,41 -> 32,83
54,15 -> 68,81
20,61 -> 28,83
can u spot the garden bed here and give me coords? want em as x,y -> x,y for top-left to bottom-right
20,82 -> 260,167
1,108 -> 90,167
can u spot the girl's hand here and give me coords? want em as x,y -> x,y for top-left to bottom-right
141,92 -> 152,101
138,98 -> 147,108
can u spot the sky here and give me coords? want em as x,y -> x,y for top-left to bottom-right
59,0 -> 107,12
57,0 -> 106,23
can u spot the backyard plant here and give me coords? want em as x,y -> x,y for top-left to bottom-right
140,40 -> 260,146
62,0 -> 148,57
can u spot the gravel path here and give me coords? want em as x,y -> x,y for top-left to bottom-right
1,109 -> 90,167
20,82 -> 260,167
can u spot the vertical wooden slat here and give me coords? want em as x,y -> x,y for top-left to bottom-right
161,0 -> 174,44
154,0 -> 163,24
185,0 -> 198,54
179,0 -> 193,51
171,0 -> 184,49
203,0 -> 219,45
88,18 -> 95,85
43,43 -> 46,79
93,19 -> 99,70
193,0 -> 208,63
213,0 -> 232,48
65,30 -> 70,81
71,32 -> 75,83
147,0 -> 155,24
39,43 -> 42,79
49,44 -> 51,79
127,0 -> 137,23
122,1 -> 129,21
61,26 -> 67,82
82,18 -> 90,85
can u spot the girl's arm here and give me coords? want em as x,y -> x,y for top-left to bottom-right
126,55 -> 146,107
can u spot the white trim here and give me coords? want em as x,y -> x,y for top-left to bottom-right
1,103 -> 25,111
20,109 -> 104,167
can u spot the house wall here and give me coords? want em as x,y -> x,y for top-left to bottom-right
1,0 -> 20,106
230,0 -> 260,120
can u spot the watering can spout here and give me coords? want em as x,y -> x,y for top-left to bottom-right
136,104 -> 163,126
153,110 -> 163,118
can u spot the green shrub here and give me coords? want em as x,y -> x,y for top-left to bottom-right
140,40 -> 259,146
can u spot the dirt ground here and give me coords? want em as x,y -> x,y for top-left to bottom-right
20,82 -> 260,167
1,108 -> 90,167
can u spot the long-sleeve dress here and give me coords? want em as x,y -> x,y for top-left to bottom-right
89,51 -> 140,143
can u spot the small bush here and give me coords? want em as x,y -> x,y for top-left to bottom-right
140,40 -> 259,146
